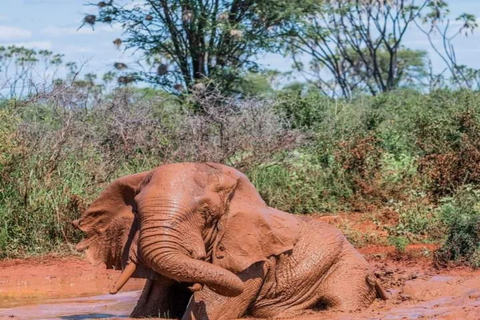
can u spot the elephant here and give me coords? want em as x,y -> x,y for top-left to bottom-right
73,162 -> 387,319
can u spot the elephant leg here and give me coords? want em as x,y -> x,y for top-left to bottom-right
319,250 -> 377,311
182,262 -> 266,320
131,277 -> 192,318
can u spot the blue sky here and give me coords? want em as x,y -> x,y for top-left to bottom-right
1,0 -> 480,78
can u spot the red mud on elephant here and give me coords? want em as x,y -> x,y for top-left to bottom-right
71,162 -> 386,319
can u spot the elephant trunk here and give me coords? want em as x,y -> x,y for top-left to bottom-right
138,204 -> 243,297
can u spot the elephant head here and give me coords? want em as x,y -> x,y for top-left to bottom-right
74,163 -> 300,297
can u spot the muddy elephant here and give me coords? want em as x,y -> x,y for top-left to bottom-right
73,162 -> 386,319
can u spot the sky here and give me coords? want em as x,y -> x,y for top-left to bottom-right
1,0 -> 480,79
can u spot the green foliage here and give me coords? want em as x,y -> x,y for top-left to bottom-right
435,186 -> 480,268
0,107 -> 19,169
384,196 -> 441,245
276,87 -> 332,129
388,236 -> 409,253
273,88 -> 480,211
3,85 -> 480,259
230,71 -> 280,97
86,0 -> 315,93
414,90 -> 480,197
0,153 -> 95,257
248,151 -> 350,213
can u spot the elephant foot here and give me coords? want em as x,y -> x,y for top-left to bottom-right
131,278 -> 193,318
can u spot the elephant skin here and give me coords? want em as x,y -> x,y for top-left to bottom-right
73,162 -> 386,320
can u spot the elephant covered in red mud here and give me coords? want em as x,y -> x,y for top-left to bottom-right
73,162 -> 387,319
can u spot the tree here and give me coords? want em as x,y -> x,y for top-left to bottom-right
415,2 -> 478,90
85,0 -> 313,94
306,47 -> 428,96
286,0 -> 475,98
0,46 -> 64,99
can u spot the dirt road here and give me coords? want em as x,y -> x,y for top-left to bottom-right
0,247 -> 479,320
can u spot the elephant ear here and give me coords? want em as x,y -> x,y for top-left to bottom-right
212,170 -> 300,273
74,171 -> 152,270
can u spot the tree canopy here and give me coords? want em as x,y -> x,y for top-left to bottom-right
286,0 -> 476,98
77,0 -> 478,97
86,0 -> 314,93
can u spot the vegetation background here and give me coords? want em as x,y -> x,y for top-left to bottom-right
1,0 -> 480,268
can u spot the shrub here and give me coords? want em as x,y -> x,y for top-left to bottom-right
434,186 -> 480,268
0,106 -> 19,169
383,194 -> 442,245
275,88 -> 331,129
248,150 -> 351,213
415,90 -> 480,197
335,135 -> 383,202
0,87 -> 300,257
3,84 -> 480,257
389,236 -> 409,252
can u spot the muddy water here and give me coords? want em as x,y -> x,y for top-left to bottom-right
1,273 -> 480,320
0,256 -> 145,319
0,291 -> 140,320
1,256 -> 479,320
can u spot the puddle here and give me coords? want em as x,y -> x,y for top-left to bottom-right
1,256 -> 479,320
2,280 -> 479,320
0,291 -> 141,320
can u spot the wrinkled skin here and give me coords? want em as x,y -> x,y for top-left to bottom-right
74,163 -> 386,319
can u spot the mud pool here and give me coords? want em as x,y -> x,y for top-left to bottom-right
0,253 -> 479,320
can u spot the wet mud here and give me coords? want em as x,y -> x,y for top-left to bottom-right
0,255 -> 144,316
0,291 -> 140,320
1,250 -> 479,320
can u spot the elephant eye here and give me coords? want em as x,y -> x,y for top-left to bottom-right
198,205 -> 210,219
198,204 -> 216,225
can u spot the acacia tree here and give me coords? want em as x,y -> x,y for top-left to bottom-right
286,0 -> 476,98
85,0 -> 313,93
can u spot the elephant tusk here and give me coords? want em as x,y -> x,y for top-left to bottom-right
109,262 -> 137,295
188,283 -> 203,292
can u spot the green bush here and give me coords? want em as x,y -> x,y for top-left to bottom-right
413,90 -> 480,197
248,150 -> 351,213
388,236 -> 409,252
434,186 -> 480,268
383,194 -> 442,245
276,88 -> 331,129
0,106 -> 19,169
0,143 -> 100,257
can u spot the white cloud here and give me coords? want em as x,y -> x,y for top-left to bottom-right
0,25 -> 32,41
5,41 -> 53,50
41,24 -> 121,37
